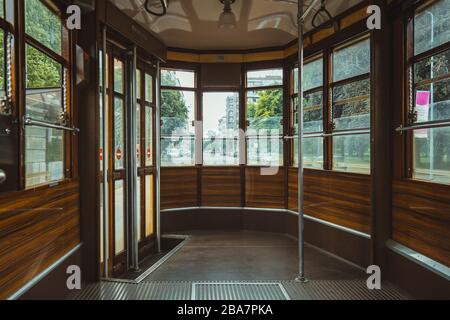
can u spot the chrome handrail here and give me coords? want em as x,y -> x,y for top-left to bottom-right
396,121 -> 450,133
23,116 -> 80,134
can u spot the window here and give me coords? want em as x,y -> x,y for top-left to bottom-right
161,68 -> 196,166
203,92 -> 240,166
24,0 -> 70,188
331,37 -> 371,174
293,56 -> 324,169
246,68 -> 284,166
409,0 -> 450,184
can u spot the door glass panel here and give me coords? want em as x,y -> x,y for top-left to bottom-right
137,103 -> 141,167
115,180 -> 125,254
146,73 -> 153,102
136,69 -> 142,100
114,98 -> 124,170
145,106 -> 153,166
137,176 -> 141,241
145,175 -> 154,237
114,58 -> 124,94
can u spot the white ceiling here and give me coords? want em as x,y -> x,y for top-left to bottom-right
110,0 -> 364,50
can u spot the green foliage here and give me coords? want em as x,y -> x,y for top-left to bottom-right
161,71 -> 189,135
247,89 -> 283,130
26,45 -> 61,88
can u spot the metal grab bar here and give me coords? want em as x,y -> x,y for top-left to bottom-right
23,116 -> 80,134
396,121 -> 450,133
284,129 -> 371,140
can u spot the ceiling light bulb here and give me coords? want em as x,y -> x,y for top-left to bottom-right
218,0 -> 237,29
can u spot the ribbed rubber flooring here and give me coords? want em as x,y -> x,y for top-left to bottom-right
69,280 -> 407,300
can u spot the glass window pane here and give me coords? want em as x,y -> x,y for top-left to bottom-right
304,91 -> 323,133
247,89 -> 283,134
414,0 -> 450,55
247,137 -> 283,166
146,73 -> 153,102
294,59 -> 323,93
247,69 -> 283,88
25,0 -> 62,54
161,136 -> 195,166
333,38 -> 370,82
26,45 -> 61,88
203,92 -> 239,166
413,126 -> 450,184
137,176 -> 141,241
0,0 -> 4,18
161,69 -> 195,88
25,126 -> 64,188
333,134 -> 371,174
294,137 -> 324,169
145,107 -> 153,166
414,49 -> 450,84
114,180 -> 125,254
114,98 -> 124,170
114,58 -> 124,94
145,175 -> 154,237
161,90 -> 195,136
136,69 -> 142,100
137,103 -> 141,167
332,78 -> 371,130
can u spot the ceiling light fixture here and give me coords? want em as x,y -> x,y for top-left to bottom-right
144,0 -> 168,17
218,0 -> 237,29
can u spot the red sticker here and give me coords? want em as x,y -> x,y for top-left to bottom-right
116,148 -> 122,161
99,148 -> 103,161
147,148 -> 151,159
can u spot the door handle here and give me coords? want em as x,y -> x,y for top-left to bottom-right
0,169 -> 6,185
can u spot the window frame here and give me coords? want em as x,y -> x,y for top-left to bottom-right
404,0 -> 450,184
160,66 -> 198,167
22,0 -> 74,189
245,67 -> 285,167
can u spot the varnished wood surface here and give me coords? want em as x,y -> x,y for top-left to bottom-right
245,167 -> 285,209
201,167 -> 241,207
161,168 -> 198,210
288,168 -> 371,234
392,179 -> 450,266
0,181 -> 81,299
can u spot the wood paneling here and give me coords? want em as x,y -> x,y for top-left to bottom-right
0,181 -> 80,299
161,167 -> 198,209
392,179 -> 450,267
202,167 -> 241,207
245,167 -> 285,209
288,168 -> 371,234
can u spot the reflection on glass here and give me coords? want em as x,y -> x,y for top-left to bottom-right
203,92 -> 240,166
114,180 -> 125,254
414,0 -> 450,55
26,88 -> 62,123
136,69 -> 142,100
294,137 -> 324,169
114,58 -> 124,94
294,58 -> 323,93
247,137 -> 283,166
145,107 -> 153,166
333,134 -> 371,174
413,126 -> 450,184
161,136 -> 195,166
146,73 -> 153,102
114,98 -> 124,170
333,38 -> 370,82
247,69 -> 283,88
145,175 -> 154,237
332,79 -> 371,130
161,69 -> 195,88
25,0 -> 62,54
414,49 -> 450,83
25,126 -> 64,188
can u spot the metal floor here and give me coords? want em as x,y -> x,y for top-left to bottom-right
69,280 -> 407,300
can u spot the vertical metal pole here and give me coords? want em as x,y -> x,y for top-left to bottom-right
131,45 -> 139,271
101,25 -> 109,278
155,61 -> 162,253
296,0 -> 307,283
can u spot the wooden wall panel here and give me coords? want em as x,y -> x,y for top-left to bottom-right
245,167 -> 285,209
202,167 -> 241,207
0,181 -> 81,299
288,168 -> 371,234
161,168 -> 198,209
392,180 -> 450,266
